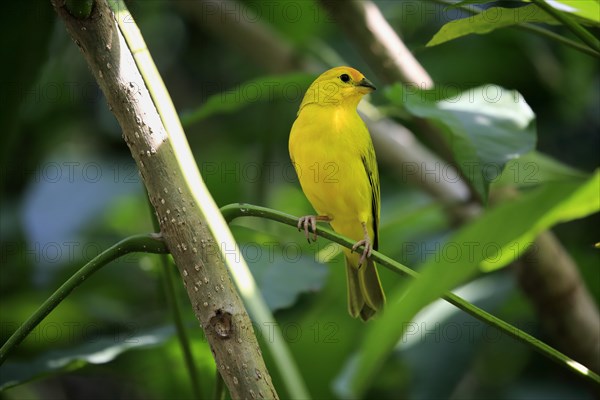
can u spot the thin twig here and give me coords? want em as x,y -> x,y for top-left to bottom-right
0,234 -> 168,364
220,203 -> 600,385
519,23 -> 600,58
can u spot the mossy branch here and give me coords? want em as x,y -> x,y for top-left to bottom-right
221,203 -> 600,385
0,234 -> 168,364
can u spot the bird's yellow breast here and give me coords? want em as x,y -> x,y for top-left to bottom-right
289,105 -> 374,241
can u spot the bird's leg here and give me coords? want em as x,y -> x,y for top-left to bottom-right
351,222 -> 373,268
298,215 -> 331,243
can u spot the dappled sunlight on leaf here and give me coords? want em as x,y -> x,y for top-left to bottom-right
387,84 -> 536,202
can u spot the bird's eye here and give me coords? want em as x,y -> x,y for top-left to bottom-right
340,74 -> 350,83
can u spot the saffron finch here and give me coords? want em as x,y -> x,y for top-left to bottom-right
289,67 -> 385,321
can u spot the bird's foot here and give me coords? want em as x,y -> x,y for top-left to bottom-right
351,238 -> 372,268
298,215 -> 330,243
351,223 -> 373,267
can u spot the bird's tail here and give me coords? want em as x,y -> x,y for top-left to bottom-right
344,251 -> 385,321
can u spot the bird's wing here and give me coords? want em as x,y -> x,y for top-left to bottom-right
361,143 -> 380,250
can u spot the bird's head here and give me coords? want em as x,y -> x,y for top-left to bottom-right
299,67 -> 376,112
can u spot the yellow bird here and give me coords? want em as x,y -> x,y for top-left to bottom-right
289,66 -> 385,321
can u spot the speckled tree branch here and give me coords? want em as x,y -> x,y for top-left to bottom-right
50,1 -> 278,398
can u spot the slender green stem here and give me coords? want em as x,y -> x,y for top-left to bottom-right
158,256 -> 203,399
220,203 -> 600,385
147,196 -> 203,400
530,0 -> 600,53
430,0 -> 600,58
0,234 -> 168,365
518,23 -> 600,58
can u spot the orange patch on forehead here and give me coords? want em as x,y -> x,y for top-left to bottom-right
320,66 -> 365,82
346,68 -> 364,81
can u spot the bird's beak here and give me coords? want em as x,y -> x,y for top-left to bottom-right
357,77 -> 376,91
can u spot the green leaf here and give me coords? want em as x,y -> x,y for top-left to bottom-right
524,0 -> 600,23
481,176 -> 599,271
256,254 -> 329,311
180,73 -> 315,126
427,5 -> 561,47
0,325 -> 174,390
386,84 -> 536,202
231,226 -> 330,311
340,171 -> 599,397
449,0 -> 502,8
491,150 -> 589,188
335,273 -> 516,399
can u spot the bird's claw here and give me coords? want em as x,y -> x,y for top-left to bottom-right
352,238 -> 372,268
298,216 -> 318,243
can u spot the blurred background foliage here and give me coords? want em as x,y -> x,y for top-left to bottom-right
1,0 -> 598,399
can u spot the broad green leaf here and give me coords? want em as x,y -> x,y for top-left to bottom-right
335,274 -> 517,399
0,325 -> 174,390
257,254 -> 329,311
481,175 -> 599,270
180,73 -> 315,126
428,5 -> 560,47
400,275 -> 520,399
524,0 -> 600,23
339,171 -> 599,397
231,226 -> 330,311
491,150 -> 588,188
386,84 -> 536,202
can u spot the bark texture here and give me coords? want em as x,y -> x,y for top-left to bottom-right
51,1 -> 278,398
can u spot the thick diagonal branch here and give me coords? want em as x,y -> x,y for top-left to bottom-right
50,1 -> 278,398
